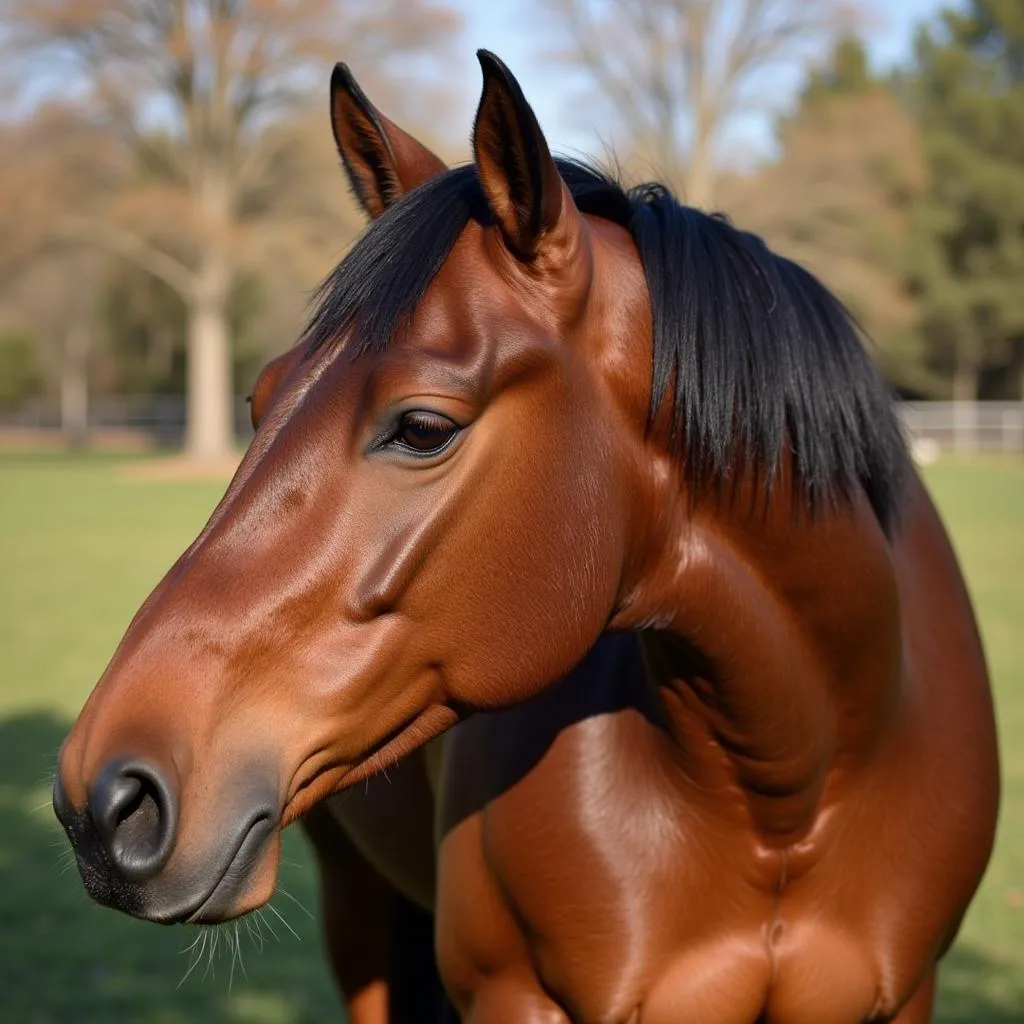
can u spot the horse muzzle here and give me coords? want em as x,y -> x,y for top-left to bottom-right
52,757 -> 279,924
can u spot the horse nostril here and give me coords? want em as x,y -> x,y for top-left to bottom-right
89,759 -> 177,882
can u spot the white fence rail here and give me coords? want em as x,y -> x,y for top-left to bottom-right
1,397 -> 1022,455
0,395 -> 254,446
899,402 -> 1024,455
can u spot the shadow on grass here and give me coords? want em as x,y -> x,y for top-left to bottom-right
0,711 -> 341,1024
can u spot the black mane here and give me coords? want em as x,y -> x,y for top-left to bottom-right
306,159 -> 909,533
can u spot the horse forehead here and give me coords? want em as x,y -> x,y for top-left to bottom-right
429,213 -> 645,339
426,222 -> 526,330
314,212 -> 644,394
402,225 -> 561,365
426,214 -> 635,324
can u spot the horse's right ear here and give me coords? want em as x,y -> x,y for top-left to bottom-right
330,63 -> 447,219
471,51 -> 584,267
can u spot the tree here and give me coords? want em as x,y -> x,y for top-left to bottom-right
906,0 -> 1024,401
96,260 -> 267,398
4,0 -> 460,460
0,102 -> 134,444
0,330 -> 44,406
542,0 -> 855,208
800,32 -> 871,101
729,36 -> 928,391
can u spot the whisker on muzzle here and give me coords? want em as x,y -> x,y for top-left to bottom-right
265,902 -> 300,942
177,929 -> 210,989
275,885 -> 314,920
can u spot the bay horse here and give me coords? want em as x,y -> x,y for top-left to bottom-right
53,52 -> 999,1023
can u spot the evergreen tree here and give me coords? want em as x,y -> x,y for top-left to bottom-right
801,35 -> 872,103
907,1 -> 1024,399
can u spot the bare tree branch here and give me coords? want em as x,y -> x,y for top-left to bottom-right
546,0 -> 859,207
57,216 -> 198,297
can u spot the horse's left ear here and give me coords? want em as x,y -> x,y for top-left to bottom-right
472,50 -> 583,263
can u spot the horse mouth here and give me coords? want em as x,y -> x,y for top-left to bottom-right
67,808 -> 276,925
180,810 -> 277,924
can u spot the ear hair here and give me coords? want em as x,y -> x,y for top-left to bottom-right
330,62 -> 447,219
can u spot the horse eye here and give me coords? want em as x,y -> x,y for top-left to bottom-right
393,411 -> 459,455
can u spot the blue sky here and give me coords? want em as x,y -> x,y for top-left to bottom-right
446,0 -> 952,163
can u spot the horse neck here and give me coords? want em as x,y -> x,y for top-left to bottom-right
610,465 -> 904,842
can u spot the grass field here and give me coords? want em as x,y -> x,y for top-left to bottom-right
0,452 -> 1021,1022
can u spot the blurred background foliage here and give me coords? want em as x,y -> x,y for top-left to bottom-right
0,1 -> 1020,457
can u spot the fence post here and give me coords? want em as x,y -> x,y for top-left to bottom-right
60,324 -> 90,449
1004,407 -> 1024,454
952,400 -> 978,453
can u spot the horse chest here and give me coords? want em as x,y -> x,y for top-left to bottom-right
437,701 -> 919,1023
437,698 -> 773,1021
441,789 -> 892,1024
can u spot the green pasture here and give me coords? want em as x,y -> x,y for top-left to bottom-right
0,452 -> 1021,1022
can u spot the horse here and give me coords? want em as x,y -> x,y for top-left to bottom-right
53,51 -> 999,1023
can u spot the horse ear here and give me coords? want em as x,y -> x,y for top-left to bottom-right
472,50 -> 579,262
330,63 -> 447,219
249,344 -> 304,431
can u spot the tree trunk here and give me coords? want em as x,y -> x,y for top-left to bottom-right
952,346 -> 979,453
184,165 -> 234,462
185,263 -> 233,461
61,322 -> 89,449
